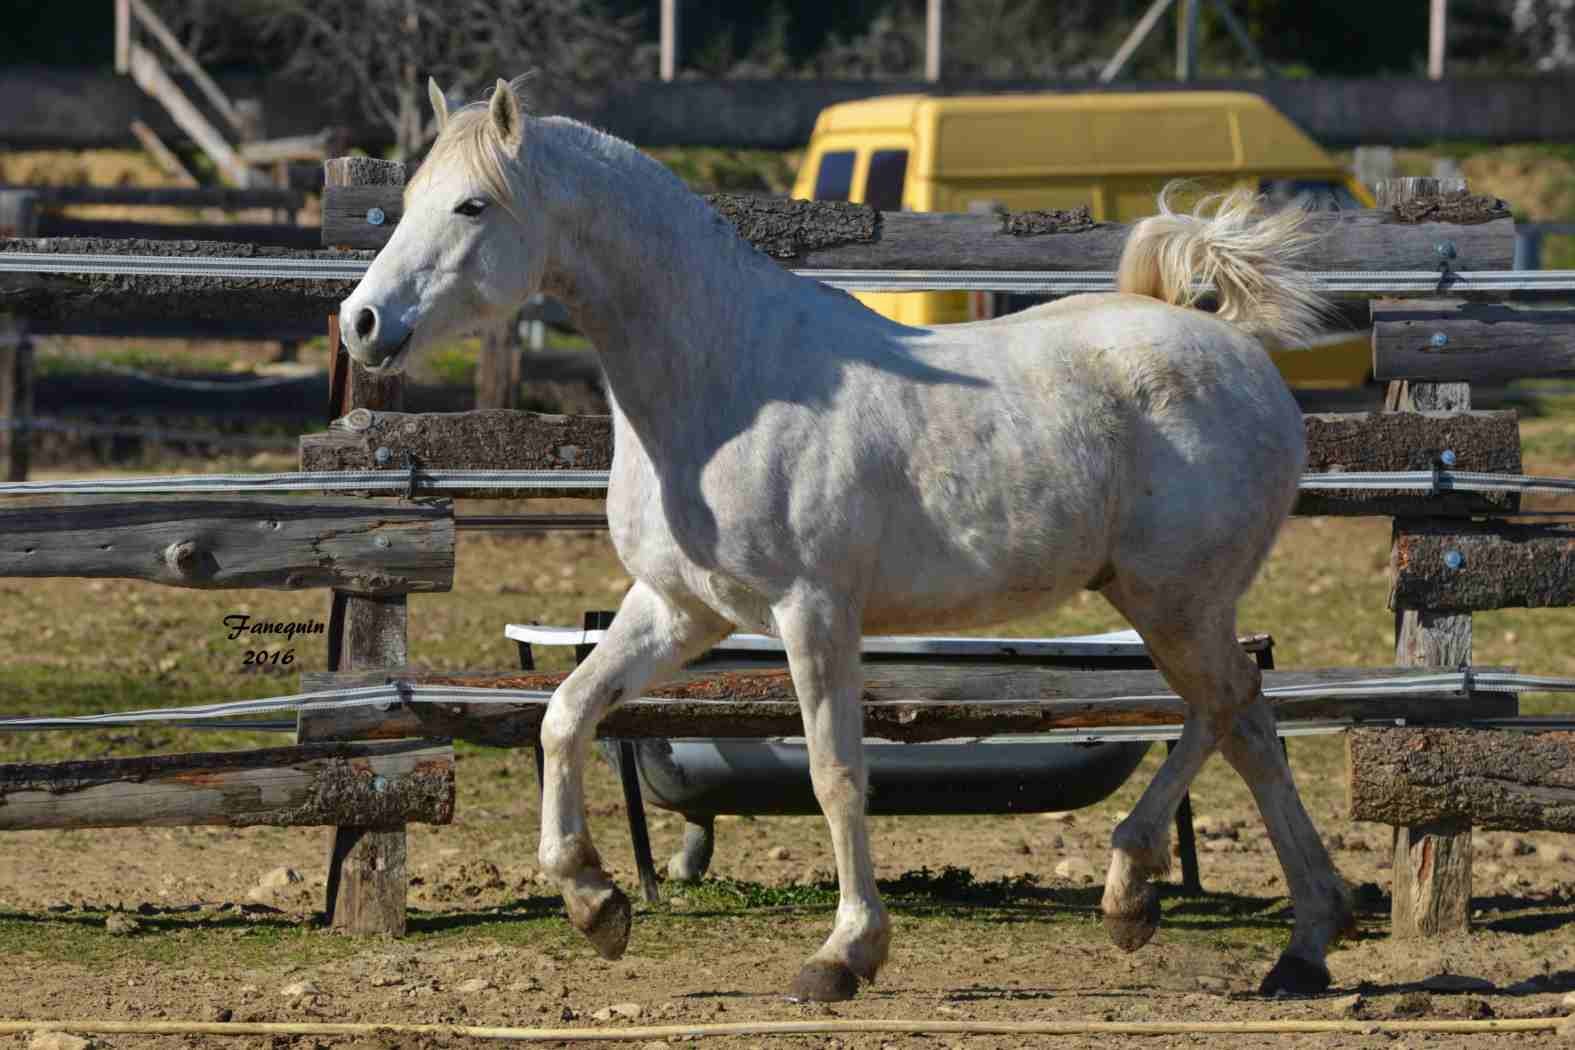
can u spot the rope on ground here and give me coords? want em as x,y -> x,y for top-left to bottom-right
0,1015 -> 1564,1041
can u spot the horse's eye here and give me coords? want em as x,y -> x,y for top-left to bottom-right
454,198 -> 488,218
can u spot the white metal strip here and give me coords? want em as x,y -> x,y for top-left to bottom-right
4,251 -> 1575,295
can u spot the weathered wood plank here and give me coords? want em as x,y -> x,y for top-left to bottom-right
299,408 -> 1518,513
1378,174 -> 1477,942
1299,410 -> 1519,517
0,321 -> 32,482
299,666 -> 1514,746
0,740 -> 454,831
322,185 -> 407,250
35,216 -> 320,249
8,184 -> 305,210
0,191 -> 36,484
299,409 -> 614,498
319,154 -> 412,939
0,495 -> 453,594
326,184 -> 1517,274
1374,299 -> 1575,383
0,237 -> 365,328
476,321 -> 521,410
1349,727 -> 1575,833
127,42 -> 253,187
239,131 -> 337,165
1391,520 -> 1575,612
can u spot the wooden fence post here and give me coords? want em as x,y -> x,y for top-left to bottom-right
314,155 -> 410,936
0,191 -> 37,482
476,316 -> 522,410
1378,175 -> 1474,938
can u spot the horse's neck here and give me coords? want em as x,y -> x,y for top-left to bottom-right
530,118 -> 792,452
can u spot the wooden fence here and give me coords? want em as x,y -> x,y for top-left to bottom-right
0,166 -> 1571,943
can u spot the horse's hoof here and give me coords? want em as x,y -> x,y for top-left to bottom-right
577,886 -> 632,960
1102,882 -> 1161,953
1258,953 -> 1331,997
789,960 -> 861,1003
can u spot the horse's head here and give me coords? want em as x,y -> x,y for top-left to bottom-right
340,78 -> 544,372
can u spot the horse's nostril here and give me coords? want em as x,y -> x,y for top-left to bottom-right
354,307 -> 378,341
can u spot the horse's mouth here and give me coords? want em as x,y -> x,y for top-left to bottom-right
365,331 -> 414,374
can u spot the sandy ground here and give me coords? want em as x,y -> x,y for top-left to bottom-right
5,734 -> 1575,1050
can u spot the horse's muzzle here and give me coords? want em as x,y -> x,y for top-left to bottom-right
339,304 -> 412,371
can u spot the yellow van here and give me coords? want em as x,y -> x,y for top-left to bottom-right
790,91 -> 1375,387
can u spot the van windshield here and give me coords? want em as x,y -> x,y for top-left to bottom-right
865,150 -> 909,211
814,151 -> 856,202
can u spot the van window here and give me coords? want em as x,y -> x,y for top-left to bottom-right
813,151 -> 855,202
1260,178 -> 1363,211
864,149 -> 909,211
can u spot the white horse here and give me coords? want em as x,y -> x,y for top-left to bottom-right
341,76 -> 1352,1001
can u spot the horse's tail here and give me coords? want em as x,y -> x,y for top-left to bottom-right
1116,183 -> 1331,351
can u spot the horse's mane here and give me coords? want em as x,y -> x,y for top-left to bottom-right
405,74 -> 536,215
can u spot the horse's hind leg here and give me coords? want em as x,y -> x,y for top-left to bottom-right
776,588 -> 889,1002
1103,581 -> 1350,994
537,580 -> 731,960
1219,699 -> 1354,994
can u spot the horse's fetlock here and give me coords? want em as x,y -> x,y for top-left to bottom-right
539,833 -> 600,879
1111,820 -> 1169,869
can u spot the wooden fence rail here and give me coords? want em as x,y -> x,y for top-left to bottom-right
0,496 -> 454,594
0,740 -> 454,832
299,407 -> 1524,516
324,190 -> 1518,272
299,666 -> 1516,747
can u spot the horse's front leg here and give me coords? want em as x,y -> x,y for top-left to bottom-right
777,588 -> 889,1002
538,580 -> 730,959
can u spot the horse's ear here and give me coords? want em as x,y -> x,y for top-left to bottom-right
427,77 -> 449,134
488,77 -> 523,149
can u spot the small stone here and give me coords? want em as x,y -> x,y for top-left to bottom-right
1421,973 -> 1495,993
1393,992 -> 1432,1018
768,846 -> 791,861
247,866 -> 303,901
29,1033 -> 92,1050
1201,837 -> 1236,853
1016,842 -> 1032,855
457,977 -> 495,993
1331,993 -> 1366,1018
1040,811 -> 1075,824
211,1007 -> 233,1023
1561,990 -> 1575,1009
104,914 -> 139,936
560,1006 -> 578,1022
1539,843 -> 1571,864
609,1002 -> 644,1019
280,980 -> 319,998
370,973 -> 403,988
1500,836 -> 1532,860
1054,856 -> 1097,884
1195,975 -> 1229,994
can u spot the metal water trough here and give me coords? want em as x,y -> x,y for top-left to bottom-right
508,620 -> 1275,894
